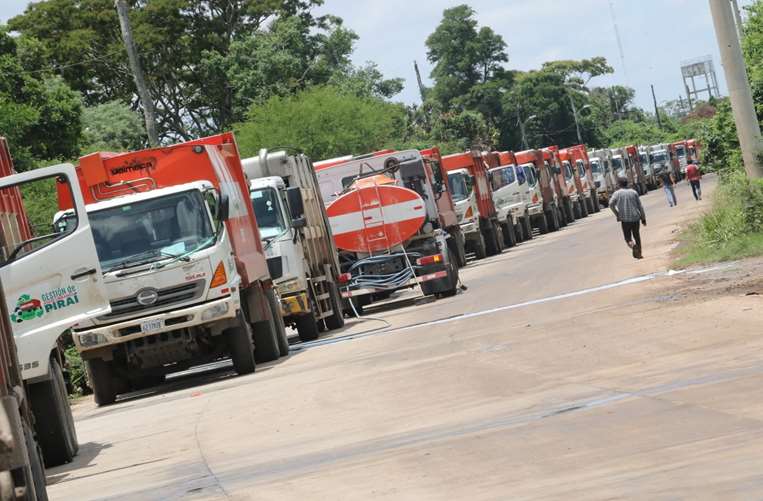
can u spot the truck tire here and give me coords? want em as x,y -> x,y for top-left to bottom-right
522,215 -> 533,240
573,200 -> 582,219
24,424 -> 48,501
265,288 -> 290,357
85,359 -> 117,407
501,221 -> 516,248
295,311 -> 320,342
324,282 -> 345,331
565,199 -> 576,223
581,197 -> 589,217
537,213 -> 549,234
484,222 -> 501,256
29,357 -> 78,466
227,315 -> 256,375
253,314 -> 280,364
593,193 -> 601,212
586,196 -> 595,214
473,232 -> 487,260
439,257 -> 460,298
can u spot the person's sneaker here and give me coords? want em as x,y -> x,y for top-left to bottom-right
633,246 -> 642,259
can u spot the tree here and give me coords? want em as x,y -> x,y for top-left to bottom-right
743,0 -> 763,119
0,29 -> 82,169
81,101 -> 146,154
425,5 -> 508,107
235,86 -> 406,161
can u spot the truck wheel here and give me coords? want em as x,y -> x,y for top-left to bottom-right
85,359 -> 117,406
227,315 -> 256,374
537,213 -> 549,234
484,223 -> 501,256
295,311 -> 320,342
253,314 -> 281,364
522,215 -> 533,240
565,200 -> 576,223
24,425 -> 48,501
439,257 -> 460,298
586,197 -> 594,214
593,194 -> 601,212
29,357 -> 78,466
473,232 -> 487,260
265,288 -> 290,357
581,198 -> 590,217
324,282 -> 345,331
573,201 -> 582,219
502,222 -> 516,248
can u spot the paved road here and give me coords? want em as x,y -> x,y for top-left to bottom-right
49,177 -> 763,500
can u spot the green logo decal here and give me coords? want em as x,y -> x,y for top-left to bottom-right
11,294 -> 44,323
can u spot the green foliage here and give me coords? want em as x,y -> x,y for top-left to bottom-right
0,29 -> 82,170
235,85 -> 406,161
81,101 -> 146,154
19,174 -> 59,237
743,1 -> 763,119
604,119 -> 668,147
678,173 -> 763,264
64,345 -> 87,396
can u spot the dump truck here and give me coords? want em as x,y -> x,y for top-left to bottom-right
485,151 -> 525,246
515,149 -> 563,232
671,140 -> 689,178
638,145 -> 657,189
588,148 -> 616,206
557,147 -> 589,219
647,144 -> 672,179
0,137 -> 112,468
242,150 -> 344,343
58,133 -> 287,406
687,139 -> 701,164
562,145 -> 600,214
610,147 -> 637,190
314,149 -> 461,310
541,147 -> 575,224
625,145 -> 648,194
442,150 -> 505,259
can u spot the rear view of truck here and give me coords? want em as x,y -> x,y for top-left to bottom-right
243,150 -> 344,343
315,149 -> 461,312
63,133 -> 286,405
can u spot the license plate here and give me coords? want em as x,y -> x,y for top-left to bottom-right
140,319 -> 163,334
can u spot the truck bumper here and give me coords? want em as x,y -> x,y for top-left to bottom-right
459,220 -> 478,236
340,270 -> 448,298
281,292 -> 310,316
73,295 -> 239,353
526,203 -> 544,216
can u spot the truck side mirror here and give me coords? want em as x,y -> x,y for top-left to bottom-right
266,256 -> 283,280
218,194 -> 230,222
286,186 -> 304,220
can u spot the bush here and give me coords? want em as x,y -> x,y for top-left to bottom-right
64,345 -> 88,396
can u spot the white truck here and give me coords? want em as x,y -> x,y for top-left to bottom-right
638,146 -> 657,189
62,133 -> 287,406
648,144 -> 672,179
588,148 -> 615,206
243,150 -> 345,343
0,141 -> 111,469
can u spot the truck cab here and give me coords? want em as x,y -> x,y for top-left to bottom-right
588,148 -> 615,206
244,150 -> 345,342
515,149 -> 562,232
638,146 -> 656,189
487,155 -> 526,245
671,140 -> 689,178
443,151 -> 505,259
63,134 -> 286,406
648,144 -> 671,179
541,147 -> 574,225
558,148 -> 588,219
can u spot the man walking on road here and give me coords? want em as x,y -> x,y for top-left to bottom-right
610,178 -> 646,259
659,170 -> 677,207
686,160 -> 702,201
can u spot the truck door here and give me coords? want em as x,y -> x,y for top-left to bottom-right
0,164 -> 110,380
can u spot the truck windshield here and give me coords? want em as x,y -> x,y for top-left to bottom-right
448,172 -> 471,202
676,146 -> 686,157
89,190 -> 214,272
591,161 -> 602,174
522,164 -> 536,186
612,157 -> 623,172
577,162 -> 585,178
251,188 -> 287,240
649,152 -> 667,163
563,162 -> 573,180
639,154 -> 648,165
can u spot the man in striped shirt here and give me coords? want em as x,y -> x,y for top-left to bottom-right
609,178 -> 646,259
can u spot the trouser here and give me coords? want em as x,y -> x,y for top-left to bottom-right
663,184 -> 677,206
621,221 -> 642,255
690,180 -> 701,200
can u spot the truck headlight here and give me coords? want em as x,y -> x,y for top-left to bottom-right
276,278 -> 301,295
201,302 -> 230,321
78,332 -> 107,347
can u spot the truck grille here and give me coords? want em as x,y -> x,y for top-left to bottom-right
99,280 -> 206,321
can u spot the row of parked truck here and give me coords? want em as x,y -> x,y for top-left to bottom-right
0,133 -> 699,498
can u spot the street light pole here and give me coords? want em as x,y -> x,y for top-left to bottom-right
517,111 -> 537,150
567,90 -> 591,146
709,0 -> 763,178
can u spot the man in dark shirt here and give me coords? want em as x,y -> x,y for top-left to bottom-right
610,178 -> 647,259
659,170 -> 677,207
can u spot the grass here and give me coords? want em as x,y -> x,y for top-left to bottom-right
676,172 -> 763,266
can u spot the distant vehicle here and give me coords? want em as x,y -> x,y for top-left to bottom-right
610,147 -> 638,192
671,140 -> 689,178
486,151 -> 527,245
542,147 -> 575,225
515,149 -> 564,231
686,139 -> 701,164
588,148 -> 616,206
315,148 -> 461,311
243,150 -> 344,343
648,144 -> 673,180
638,145 -> 657,189
625,145 -> 648,194
557,147 -> 590,219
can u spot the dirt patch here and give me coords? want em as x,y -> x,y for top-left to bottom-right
654,257 -> 763,304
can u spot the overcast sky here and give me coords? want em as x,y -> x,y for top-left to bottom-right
2,0 -> 756,110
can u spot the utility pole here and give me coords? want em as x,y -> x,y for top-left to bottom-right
517,109 -> 529,150
730,0 -> 745,43
115,0 -> 159,147
651,84 -> 663,129
413,61 -> 427,103
709,0 -> 763,178
566,90 -> 589,145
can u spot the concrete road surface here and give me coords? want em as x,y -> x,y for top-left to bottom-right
48,176 -> 763,499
